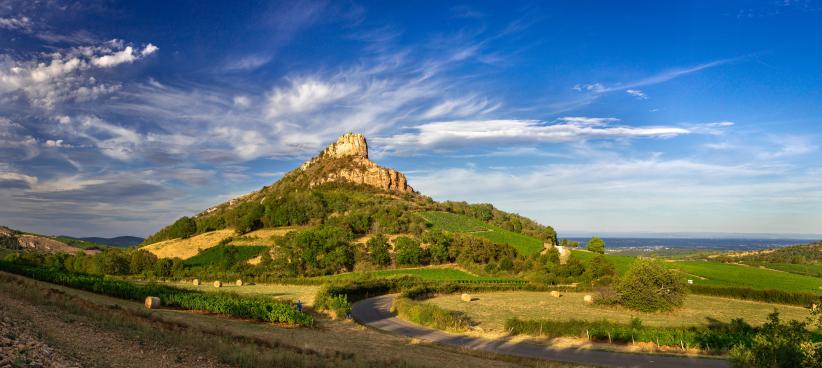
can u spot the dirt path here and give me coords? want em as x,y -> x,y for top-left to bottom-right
352,295 -> 730,368
0,279 -> 226,368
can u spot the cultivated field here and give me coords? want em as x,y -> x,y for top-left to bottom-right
229,227 -> 302,246
142,229 -> 234,259
170,281 -> 321,306
422,291 -> 813,333
571,250 -> 822,294
419,211 -> 544,256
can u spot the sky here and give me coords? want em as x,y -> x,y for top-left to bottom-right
1,0 -> 821,238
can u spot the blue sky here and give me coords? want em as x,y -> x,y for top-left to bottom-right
1,0 -> 821,237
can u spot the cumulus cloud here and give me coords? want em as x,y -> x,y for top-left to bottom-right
375,118 -> 690,153
0,40 -> 158,108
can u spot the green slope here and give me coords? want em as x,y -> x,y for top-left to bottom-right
419,211 -> 544,256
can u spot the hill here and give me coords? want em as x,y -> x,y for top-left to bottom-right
143,133 -> 557,249
141,133 -> 558,277
0,226 -> 90,255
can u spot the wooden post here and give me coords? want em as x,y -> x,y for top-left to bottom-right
608,332 -> 612,344
586,329 -> 590,341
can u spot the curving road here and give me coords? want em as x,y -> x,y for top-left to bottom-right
351,294 -> 729,368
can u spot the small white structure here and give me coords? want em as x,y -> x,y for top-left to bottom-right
687,279 -> 694,285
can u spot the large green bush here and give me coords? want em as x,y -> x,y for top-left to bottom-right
614,259 -> 686,312
729,311 -> 818,368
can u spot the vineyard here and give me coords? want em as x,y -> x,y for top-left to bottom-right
418,211 -> 544,256
0,261 -> 313,326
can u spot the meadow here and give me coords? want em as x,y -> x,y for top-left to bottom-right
418,211 -> 544,256
422,291 -> 813,333
142,229 -> 235,259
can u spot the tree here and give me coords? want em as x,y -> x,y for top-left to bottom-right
614,259 -> 686,312
730,311 -> 814,368
588,254 -> 616,279
129,249 -> 158,274
394,236 -> 424,266
587,236 -> 605,254
367,233 -> 391,267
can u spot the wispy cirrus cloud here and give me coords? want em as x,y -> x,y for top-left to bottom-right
375,117 -> 690,153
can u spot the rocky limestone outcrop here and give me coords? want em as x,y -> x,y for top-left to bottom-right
302,133 -> 416,194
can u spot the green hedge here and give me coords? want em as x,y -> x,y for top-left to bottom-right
505,317 -> 756,352
0,261 -> 313,326
690,285 -> 821,306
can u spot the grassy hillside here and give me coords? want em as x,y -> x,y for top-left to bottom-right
183,245 -> 268,267
419,211 -> 544,256
142,229 -> 234,259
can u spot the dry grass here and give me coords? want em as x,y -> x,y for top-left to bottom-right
423,291 -> 812,334
172,281 -> 321,306
230,227 -> 303,246
142,229 -> 235,259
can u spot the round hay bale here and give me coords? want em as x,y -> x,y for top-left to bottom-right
235,279 -> 243,287
192,279 -> 200,286
583,294 -> 593,304
145,296 -> 161,309
461,293 -> 472,302
213,280 -> 222,288
550,290 -> 561,298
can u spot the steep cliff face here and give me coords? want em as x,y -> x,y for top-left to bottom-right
300,133 -> 415,194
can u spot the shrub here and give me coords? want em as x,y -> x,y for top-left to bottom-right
729,311 -> 814,368
690,285 -> 820,306
587,236 -> 605,254
615,259 -> 686,312
366,234 -> 391,267
394,237 -> 424,266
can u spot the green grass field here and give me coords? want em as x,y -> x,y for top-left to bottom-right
666,260 -> 822,294
316,267 -> 517,282
418,211 -> 543,256
571,250 -> 822,294
183,245 -> 267,267
756,262 -> 822,278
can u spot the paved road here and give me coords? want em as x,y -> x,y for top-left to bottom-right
351,294 -> 729,368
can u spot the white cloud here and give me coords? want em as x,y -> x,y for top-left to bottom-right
376,118 -> 690,152
758,135 -> 818,159
626,89 -> 648,99
0,16 -> 31,31
0,40 -> 158,108
141,43 -> 159,56
266,78 -> 357,118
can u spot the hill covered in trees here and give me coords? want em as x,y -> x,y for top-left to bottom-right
144,133 -> 557,248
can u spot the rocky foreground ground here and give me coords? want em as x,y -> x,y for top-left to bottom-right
0,310 -> 80,368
